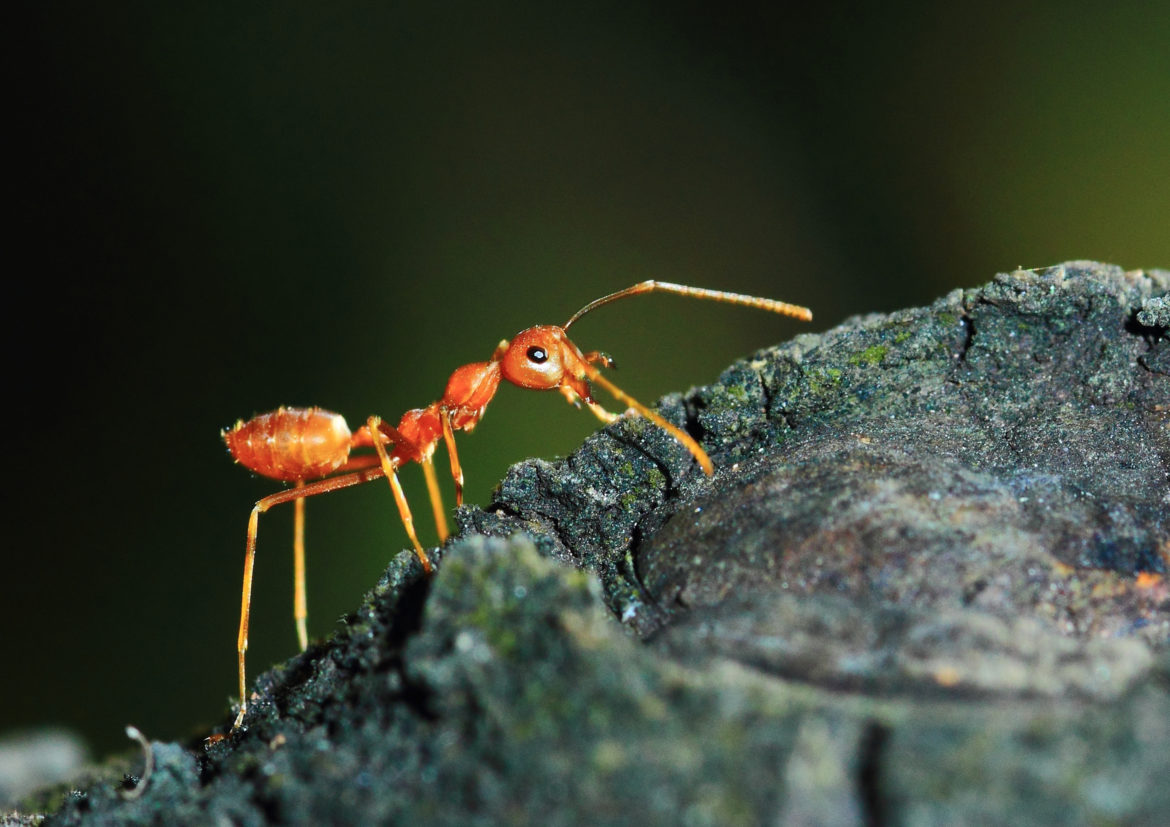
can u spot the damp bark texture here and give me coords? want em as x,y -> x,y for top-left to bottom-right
22,262 -> 1170,825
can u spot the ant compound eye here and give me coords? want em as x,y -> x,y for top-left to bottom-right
526,346 -> 548,364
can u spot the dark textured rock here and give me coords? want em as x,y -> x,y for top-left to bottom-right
22,262 -> 1170,825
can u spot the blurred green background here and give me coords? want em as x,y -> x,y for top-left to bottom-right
6,2 -> 1168,757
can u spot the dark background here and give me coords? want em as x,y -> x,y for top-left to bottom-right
7,2 -> 1168,757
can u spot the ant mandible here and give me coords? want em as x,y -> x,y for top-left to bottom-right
221,280 -> 811,730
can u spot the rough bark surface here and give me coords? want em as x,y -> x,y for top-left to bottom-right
17,262 -> 1169,826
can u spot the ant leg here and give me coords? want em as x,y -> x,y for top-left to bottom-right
233,465 -> 388,731
581,364 -> 714,475
440,408 -> 464,507
235,506 -> 260,730
559,384 -> 620,424
420,457 -> 449,542
293,483 -> 307,651
580,353 -> 621,421
367,416 -> 433,574
584,400 -> 620,424
582,350 -> 616,369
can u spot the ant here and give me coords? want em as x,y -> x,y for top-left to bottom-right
221,281 -> 811,730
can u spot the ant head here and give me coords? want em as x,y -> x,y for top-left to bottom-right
497,325 -> 576,390
497,325 -> 600,407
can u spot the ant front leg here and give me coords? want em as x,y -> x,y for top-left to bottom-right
582,350 -> 616,369
578,363 -> 715,475
559,382 -> 620,424
580,351 -> 621,422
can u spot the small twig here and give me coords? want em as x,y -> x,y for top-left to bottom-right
118,725 -> 153,800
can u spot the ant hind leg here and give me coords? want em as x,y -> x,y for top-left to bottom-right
293,485 -> 307,651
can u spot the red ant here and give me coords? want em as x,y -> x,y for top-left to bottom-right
221,281 -> 811,730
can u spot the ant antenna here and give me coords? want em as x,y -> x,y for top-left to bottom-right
563,280 -> 813,330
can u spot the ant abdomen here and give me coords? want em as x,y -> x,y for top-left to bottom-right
223,406 -> 353,482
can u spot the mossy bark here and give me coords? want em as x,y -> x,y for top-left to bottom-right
28,262 -> 1170,826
